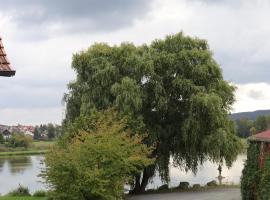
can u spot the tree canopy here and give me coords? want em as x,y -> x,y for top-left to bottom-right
63,32 -> 242,192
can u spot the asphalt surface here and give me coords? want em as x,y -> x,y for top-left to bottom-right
127,188 -> 241,200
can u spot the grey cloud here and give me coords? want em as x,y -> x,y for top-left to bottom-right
0,0 -> 153,34
214,51 -> 270,84
0,83 -> 65,109
189,0 -> 242,5
248,89 -> 265,100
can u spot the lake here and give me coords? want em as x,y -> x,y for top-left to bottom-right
0,154 -> 246,195
0,155 -> 46,195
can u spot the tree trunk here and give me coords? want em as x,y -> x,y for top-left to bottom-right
130,165 -> 155,194
139,168 -> 151,192
130,174 -> 141,194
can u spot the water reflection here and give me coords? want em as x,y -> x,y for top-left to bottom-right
0,159 -> 4,172
147,154 -> 246,189
0,154 -> 246,195
7,156 -> 32,175
0,156 -> 45,195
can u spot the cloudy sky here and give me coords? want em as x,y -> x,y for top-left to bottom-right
0,0 -> 269,125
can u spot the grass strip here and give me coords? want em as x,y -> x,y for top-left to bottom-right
0,197 -> 46,200
0,150 -> 47,157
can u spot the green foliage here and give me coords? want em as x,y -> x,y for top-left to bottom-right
235,118 -> 253,138
255,116 -> 268,133
7,185 -> 31,197
241,142 -> 260,200
43,110 -> 153,200
178,182 -> 189,190
206,180 -> 217,187
257,155 -> 270,200
6,133 -> 33,148
236,115 -> 270,138
63,32 -> 242,190
33,127 -> 40,140
158,184 -> 169,191
242,144 -> 270,200
47,123 -> 56,139
34,124 -> 62,140
0,197 -> 45,200
32,190 -> 47,197
0,134 -> 4,144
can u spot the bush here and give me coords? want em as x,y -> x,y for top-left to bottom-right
6,133 -> 33,148
206,180 -> 217,187
257,155 -> 270,199
178,182 -> 189,190
192,184 -> 201,189
33,190 -> 47,197
0,134 -> 4,144
7,185 -> 30,196
241,142 -> 260,200
158,184 -> 169,191
43,110 -> 153,200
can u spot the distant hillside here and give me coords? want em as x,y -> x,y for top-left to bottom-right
231,109 -> 270,120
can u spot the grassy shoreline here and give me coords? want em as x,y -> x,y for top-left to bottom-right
0,141 -> 55,157
0,197 -> 45,200
0,150 -> 47,157
0,198 -> 45,200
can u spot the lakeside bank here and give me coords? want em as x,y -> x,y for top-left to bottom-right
0,141 -> 55,157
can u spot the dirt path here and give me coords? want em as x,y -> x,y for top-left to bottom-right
127,188 -> 241,200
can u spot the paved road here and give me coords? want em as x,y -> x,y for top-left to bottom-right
127,188 -> 241,200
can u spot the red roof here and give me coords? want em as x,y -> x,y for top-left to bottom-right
252,129 -> 270,142
0,37 -> 15,77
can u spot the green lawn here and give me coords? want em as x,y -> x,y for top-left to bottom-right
0,197 -> 46,200
33,141 -> 56,150
0,141 -> 55,157
0,150 -> 47,157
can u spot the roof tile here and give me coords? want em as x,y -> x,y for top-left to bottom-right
0,37 -> 15,77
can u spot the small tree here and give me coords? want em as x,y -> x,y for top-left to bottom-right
43,110 -> 153,200
255,116 -> 268,133
33,126 -> 40,140
47,123 -> 56,139
0,133 -> 4,144
6,133 -> 33,148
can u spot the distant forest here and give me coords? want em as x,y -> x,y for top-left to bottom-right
231,109 -> 270,120
232,110 -> 270,138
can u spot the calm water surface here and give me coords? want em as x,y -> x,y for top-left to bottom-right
0,154 -> 246,194
147,154 -> 246,189
0,155 -> 46,195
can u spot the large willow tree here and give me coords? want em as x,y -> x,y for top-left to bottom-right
64,32 -> 242,193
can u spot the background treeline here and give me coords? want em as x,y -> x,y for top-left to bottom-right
235,115 -> 270,138
34,123 -> 62,140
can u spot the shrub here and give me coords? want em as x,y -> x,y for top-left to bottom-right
7,185 -> 30,196
158,184 -> 169,191
0,134 -> 4,144
33,190 -> 47,197
241,142 -> 260,200
257,155 -> 270,199
206,180 -> 217,187
43,110 -> 153,200
6,133 -> 33,148
192,184 -> 201,189
178,182 -> 189,190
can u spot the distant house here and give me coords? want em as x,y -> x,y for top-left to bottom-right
0,37 -> 15,77
1,129 -> 11,139
24,130 -> 34,138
